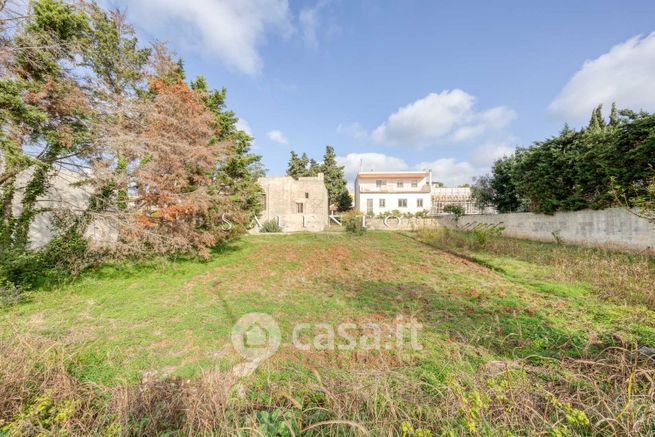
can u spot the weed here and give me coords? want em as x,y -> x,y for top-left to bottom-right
260,219 -> 282,233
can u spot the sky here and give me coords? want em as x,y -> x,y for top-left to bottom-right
102,0 -> 655,186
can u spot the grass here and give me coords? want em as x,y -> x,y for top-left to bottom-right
1,230 -> 654,435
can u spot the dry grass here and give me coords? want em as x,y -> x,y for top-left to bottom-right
416,227 -> 655,309
2,336 -> 654,436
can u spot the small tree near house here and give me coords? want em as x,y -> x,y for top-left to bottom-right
443,203 -> 465,219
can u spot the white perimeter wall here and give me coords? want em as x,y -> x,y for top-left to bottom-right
439,208 -> 655,253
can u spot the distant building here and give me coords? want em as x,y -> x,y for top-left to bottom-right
431,186 -> 491,215
354,171 -> 432,215
257,174 -> 329,232
354,170 -> 495,216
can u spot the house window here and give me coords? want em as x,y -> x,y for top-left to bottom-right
376,180 -> 386,188
411,181 -> 418,188
261,194 -> 267,210
398,199 -> 407,208
397,181 -> 404,188
417,199 -> 423,208
296,202 -> 304,213
379,198 -> 385,208
305,192 -> 309,199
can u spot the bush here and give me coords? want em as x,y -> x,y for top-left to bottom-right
443,204 -> 465,218
343,213 -> 366,236
260,219 -> 282,233
0,280 -> 25,307
0,229 -> 90,291
470,227 -> 503,249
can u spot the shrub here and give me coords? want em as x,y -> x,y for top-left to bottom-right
443,204 -> 465,218
0,280 -> 24,307
260,219 -> 282,233
342,213 -> 366,236
0,229 -> 90,290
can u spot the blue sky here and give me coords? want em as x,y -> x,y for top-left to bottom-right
104,0 -> 655,185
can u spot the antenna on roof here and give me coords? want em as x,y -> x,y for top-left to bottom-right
359,158 -> 363,173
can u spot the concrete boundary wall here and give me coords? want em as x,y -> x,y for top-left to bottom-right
438,208 -> 655,253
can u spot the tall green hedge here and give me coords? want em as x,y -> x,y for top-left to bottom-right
475,106 -> 655,214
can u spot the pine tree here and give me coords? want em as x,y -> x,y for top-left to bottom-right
191,75 -> 239,141
336,190 -> 353,212
214,129 -> 265,229
609,102 -> 620,127
299,153 -> 310,175
191,76 -> 264,227
320,145 -> 350,212
589,104 -> 605,131
309,159 -> 321,176
595,104 -> 606,128
287,151 -> 309,178
588,105 -> 601,131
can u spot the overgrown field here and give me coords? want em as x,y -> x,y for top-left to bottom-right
1,231 -> 654,435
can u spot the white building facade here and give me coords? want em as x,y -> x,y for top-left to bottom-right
354,171 -> 432,216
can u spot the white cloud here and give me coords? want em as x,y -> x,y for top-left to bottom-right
336,122 -> 368,141
117,0 -> 293,74
236,118 -> 253,136
415,159 -> 479,187
469,141 -> 516,167
336,152 -> 408,183
550,33 -> 655,121
266,130 -> 288,144
299,0 -> 335,48
371,89 -> 516,148
336,152 -> 490,188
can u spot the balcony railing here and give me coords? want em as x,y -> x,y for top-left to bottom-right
359,185 -> 431,193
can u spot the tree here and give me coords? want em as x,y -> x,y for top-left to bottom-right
284,146 -> 351,211
611,172 -> 655,223
191,75 -> 264,232
443,203 -> 465,219
320,145 -> 350,212
588,104 -> 606,131
479,105 -> 655,215
308,158 -> 321,176
490,155 -> 524,213
287,151 -> 308,178
471,175 -> 495,210
336,190 -> 353,212
1,0 -> 263,264
1,0 -> 91,255
92,51 -> 233,258
609,102 -> 619,127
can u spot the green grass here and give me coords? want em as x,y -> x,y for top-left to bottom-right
2,231 -> 655,435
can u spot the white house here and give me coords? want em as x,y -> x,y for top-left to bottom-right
354,171 -> 432,215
